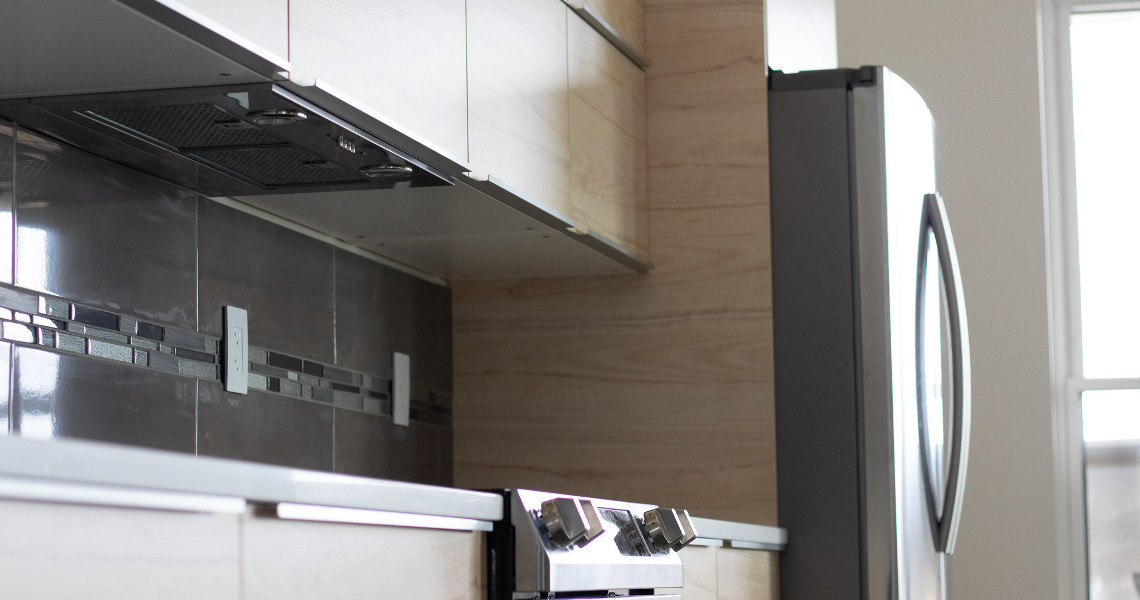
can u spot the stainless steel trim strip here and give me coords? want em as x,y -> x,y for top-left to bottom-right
727,540 -> 786,552
562,2 -> 651,69
0,475 -> 247,514
688,516 -> 788,550
271,502 -> 493,532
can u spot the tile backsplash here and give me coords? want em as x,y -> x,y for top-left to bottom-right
0,118 -> 453,486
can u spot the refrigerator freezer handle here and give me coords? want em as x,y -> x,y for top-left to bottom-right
920,192 -> 973,555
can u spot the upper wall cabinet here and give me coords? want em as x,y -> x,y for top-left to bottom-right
468,1 -> 649,263
150,0 -> 289,68
289,0 -> 470,164
467,0 -> 572,220
569,12 -> 648,258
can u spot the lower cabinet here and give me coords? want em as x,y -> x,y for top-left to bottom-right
242,516 -> 485,600
674,545 -> 780,600
0,498 -> 242,600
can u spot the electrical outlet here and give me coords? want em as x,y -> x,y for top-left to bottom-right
393,352 -> 410,426
224,306 -> 249,394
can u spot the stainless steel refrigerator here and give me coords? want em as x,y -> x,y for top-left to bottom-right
770,66 -> 972,600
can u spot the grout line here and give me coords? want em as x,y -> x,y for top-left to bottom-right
6,129 -> 14,436
194,378 -> 199,456
194,196 -> 201,334
10,125 -> 18,288
6,343 -> 12,435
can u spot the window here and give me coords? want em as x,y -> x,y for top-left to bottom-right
1049,2 -> 1140,599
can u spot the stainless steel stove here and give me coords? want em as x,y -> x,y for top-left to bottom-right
488,489 -> 698,600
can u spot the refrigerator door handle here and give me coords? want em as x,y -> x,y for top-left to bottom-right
915,192 -> 972,555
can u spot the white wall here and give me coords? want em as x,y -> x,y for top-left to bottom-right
834,2 -> 1061,599
765,0 -> 838,73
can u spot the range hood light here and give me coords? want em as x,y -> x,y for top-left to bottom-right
360,164 -> 414,181
247,108 -> 308,126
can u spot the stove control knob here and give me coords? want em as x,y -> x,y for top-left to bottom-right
540,497 -> 605,549
643,508 -> 698,552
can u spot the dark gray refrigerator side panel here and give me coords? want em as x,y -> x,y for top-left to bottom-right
771,86 -> 866,600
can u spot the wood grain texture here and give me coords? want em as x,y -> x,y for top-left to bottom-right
172,0 -> 289,63
0,499 -> 241,600
468,0 -> 571,215
569,14 -> 649,258
573,0 -> 647,56
290,0 -> 469,162
716,548 -> 779,600
453,1 -> 774,525
675,545 -> 719,600
242,517 -> 484,600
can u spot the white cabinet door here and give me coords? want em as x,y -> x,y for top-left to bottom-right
157,0 -> 289,66
0,499 -> 241,600
289,0 -> 469,163
468,0 -> 571,217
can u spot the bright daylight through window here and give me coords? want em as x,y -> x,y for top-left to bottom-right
1068,8 -> 1140,599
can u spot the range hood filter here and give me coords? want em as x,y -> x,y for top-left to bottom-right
0,84 -> 453,197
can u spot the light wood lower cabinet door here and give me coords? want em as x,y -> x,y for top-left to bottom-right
0,499 -> 241,600
671,546 -> 779,600
467,0 -> 571,217
716,547 -> 779,600
676,545 -> 719,600
568,11 -> 649,258
289,0 -> 469,163
242,517 -> 485,600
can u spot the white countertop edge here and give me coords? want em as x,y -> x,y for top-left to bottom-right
689,516 -> 787,549
0,436 -> 503,522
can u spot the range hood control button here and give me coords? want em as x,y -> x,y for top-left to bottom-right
246,108 -> 308,126
540,497 -> 604,549
360,164 -> 414,181
643,508 -> 698,552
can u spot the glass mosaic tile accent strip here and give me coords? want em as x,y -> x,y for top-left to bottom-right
0,283 -> 449,426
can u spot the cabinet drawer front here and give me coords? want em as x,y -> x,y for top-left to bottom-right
0,499 -> 241,600
243,517 -> 484,600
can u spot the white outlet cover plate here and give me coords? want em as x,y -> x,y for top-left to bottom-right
224,306 -> 249,394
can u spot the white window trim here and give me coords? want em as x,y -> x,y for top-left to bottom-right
1042,1 -> 1140,598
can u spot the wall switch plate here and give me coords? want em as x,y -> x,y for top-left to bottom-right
393,352 -> 410,426
224,306 -> 249,394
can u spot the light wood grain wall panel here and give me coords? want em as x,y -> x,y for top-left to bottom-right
716,548 -> 779,600
569,14 -> 649,258
454,1 -> 772,525
0,499 -> 241,600
468,0 -> 571,217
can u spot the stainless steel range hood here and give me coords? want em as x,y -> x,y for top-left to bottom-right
0,84 -> 454,198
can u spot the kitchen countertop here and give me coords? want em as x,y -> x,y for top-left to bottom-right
0,435 -> 786,548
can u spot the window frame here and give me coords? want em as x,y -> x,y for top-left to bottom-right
1043,1 -> 1140,598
